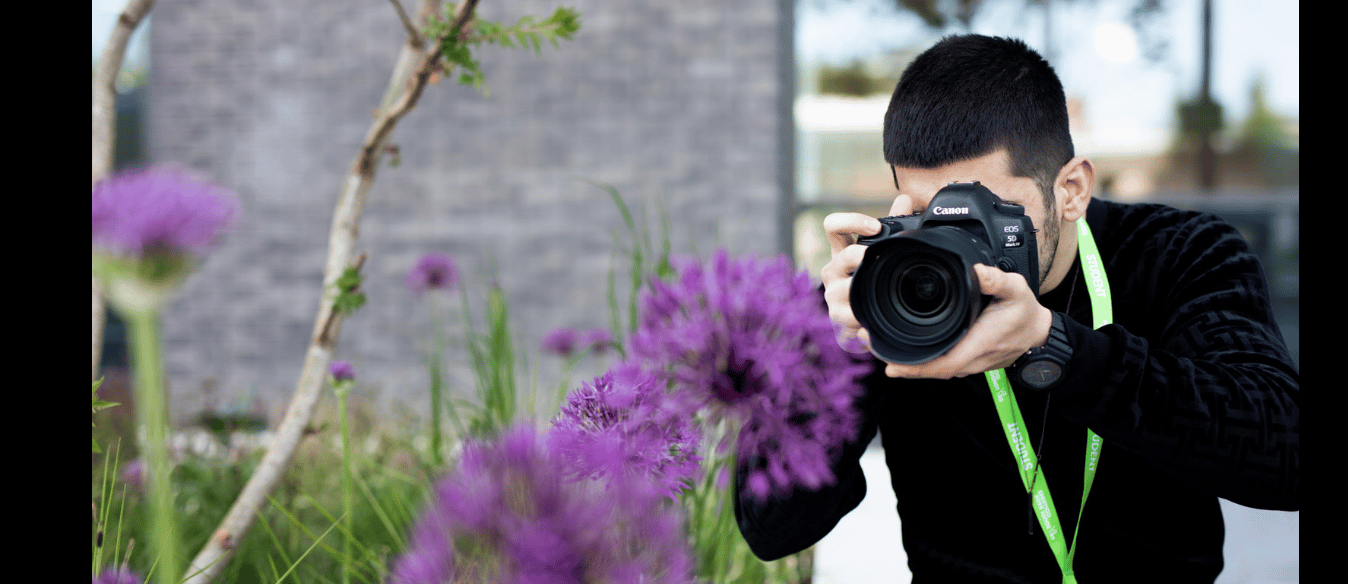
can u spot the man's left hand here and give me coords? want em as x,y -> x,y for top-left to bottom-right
884,263 -> 1054,379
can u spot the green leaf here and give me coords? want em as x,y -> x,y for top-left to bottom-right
332,265 -> 367,317
92,377 -> 119,452
92,377 -> 120,412
427,5 -> 580,97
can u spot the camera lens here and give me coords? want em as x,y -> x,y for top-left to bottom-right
896,261 -> 949,319
850,226 -> 992,364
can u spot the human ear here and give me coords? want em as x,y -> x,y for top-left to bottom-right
1054,156 -> 1094,222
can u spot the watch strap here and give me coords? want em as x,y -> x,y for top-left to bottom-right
1012,311 -> 1072,390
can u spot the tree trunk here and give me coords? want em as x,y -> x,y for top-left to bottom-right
182,2 -> 479,581
93,0 -> 157,380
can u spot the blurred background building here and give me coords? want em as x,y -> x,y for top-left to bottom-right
95,0 -> 794,426
94,0 -> 1297,581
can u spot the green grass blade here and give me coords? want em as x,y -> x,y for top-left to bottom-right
254,501 -> 295,574
300,492 -> 374,563
353,471 -> 408,548
272,519 -> 343,584
256,516 -> 293,580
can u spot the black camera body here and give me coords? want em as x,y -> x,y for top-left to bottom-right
850,181 -> 1039,364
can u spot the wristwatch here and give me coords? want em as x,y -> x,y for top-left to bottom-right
1010,311 -> 1073,391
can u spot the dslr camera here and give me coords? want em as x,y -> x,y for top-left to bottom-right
850,181 -> 1038,364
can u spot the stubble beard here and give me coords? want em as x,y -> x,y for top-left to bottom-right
1037,198 -> 1060,292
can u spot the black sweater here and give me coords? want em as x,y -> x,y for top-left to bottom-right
735,198 -> 1299,583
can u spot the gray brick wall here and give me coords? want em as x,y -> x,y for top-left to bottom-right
146,0 -> 790,424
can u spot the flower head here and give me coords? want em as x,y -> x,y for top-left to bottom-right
92,167 -> 236,258
549,362 -> 701,500
388,424 -> 693,584
627,249 -> 870,501
93,567 -> 144,584
580,327 -> 615,356
541,327 -> 580,357
407,252 -> 459,298
544,326 -> 615,358
92,167 -> 238,314
329,360 -> 356,382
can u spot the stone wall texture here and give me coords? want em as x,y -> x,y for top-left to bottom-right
146,0 -> 791,424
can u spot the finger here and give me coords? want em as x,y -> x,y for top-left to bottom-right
820,244 -> 868,284
885,351 -> 960,379
824,213 -> 882,255
825,289 -> 861,332
830,309 -> 869,354
837,328 -> 870,354
886,361 -> 942,379
828,302 -> 861,332
973,263 -> 1017,300
843,327 -> 873,354
888,194 -> 915,217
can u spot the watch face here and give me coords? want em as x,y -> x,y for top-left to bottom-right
1019,361 -> 1063,389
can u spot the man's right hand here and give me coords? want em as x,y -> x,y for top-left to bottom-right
820,194 -> 916,354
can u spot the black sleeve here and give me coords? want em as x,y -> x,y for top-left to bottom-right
1054,206 -> 1298,511
733,358 -> 889,561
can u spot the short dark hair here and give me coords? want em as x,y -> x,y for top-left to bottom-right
882,34 -> 1073,205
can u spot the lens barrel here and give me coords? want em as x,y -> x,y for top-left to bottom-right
851,226 -> 992,364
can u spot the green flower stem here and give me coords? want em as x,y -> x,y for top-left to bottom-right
555,353 -> 584,409
127,308 -> 181,584
336,384 -> 354,584
428,294 -> 446,468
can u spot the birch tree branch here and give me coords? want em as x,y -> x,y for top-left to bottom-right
389,0 -> 425,48
93,0 -> 157,381
182,1 -> 479,581
93,0 -> 155,184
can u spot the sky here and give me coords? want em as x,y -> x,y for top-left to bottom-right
94,0 -> 1298,156
797,0 -> 1299,155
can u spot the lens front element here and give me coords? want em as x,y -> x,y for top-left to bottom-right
895,259 -> 953,322
851,226 -> 992,364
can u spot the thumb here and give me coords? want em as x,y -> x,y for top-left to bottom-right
974,263 -> 1017,299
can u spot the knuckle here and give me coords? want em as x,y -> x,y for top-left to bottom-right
820,261 -> 840,282
823,277 -> 852,300
828,308 -> 857,327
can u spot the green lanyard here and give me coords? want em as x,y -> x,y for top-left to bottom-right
983,218 -> 1112,584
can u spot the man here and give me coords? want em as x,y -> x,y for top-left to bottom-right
735,34 -> 1298,582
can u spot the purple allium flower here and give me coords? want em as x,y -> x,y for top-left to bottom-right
541,327 -> 580,357
407,252 -> 459,298
329,360 -> 356,382
387,424 -> 694,584
549,362 -> 701,500
545,327 -> 615,358
91,167 -> 236,258
580,327 -> 614,355
627,249 -> 870,502
93,567 -> 144,584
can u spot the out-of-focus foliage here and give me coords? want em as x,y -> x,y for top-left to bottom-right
817,61 -> 899,96
428,5 -> 581,95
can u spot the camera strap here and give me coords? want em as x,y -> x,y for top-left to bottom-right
984,217 -> 1111,584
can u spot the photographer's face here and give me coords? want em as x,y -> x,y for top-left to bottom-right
890,149 -> 1060,293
